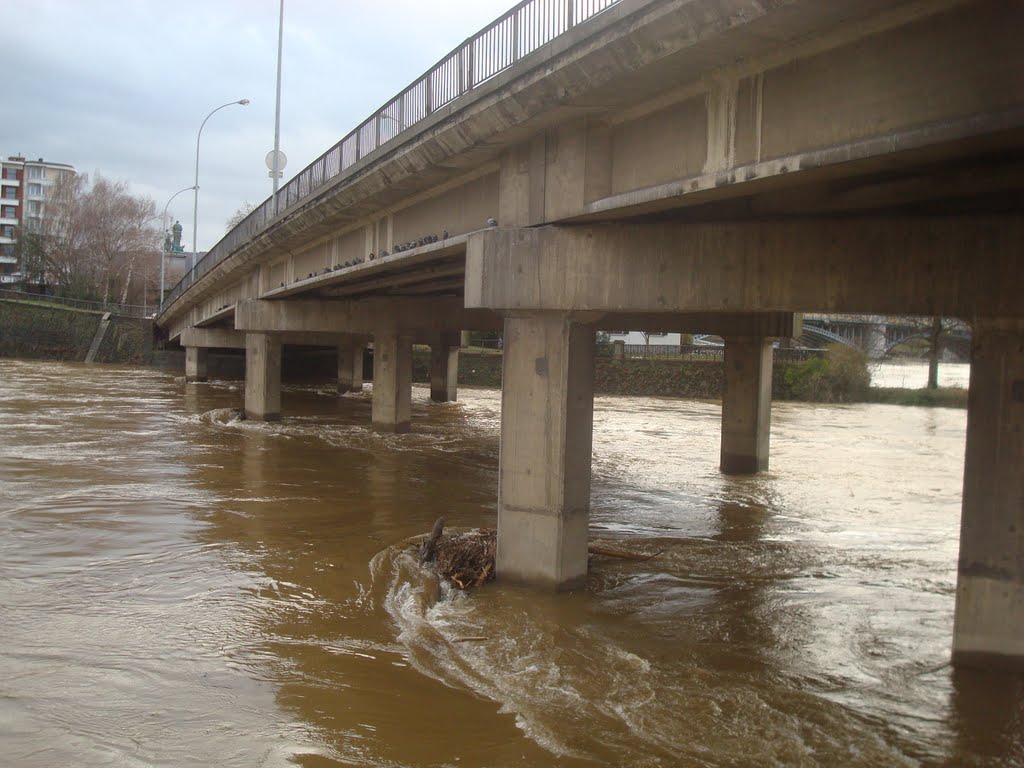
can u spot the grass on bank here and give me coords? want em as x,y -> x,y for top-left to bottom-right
865,386 -> 967,408
0,297 -> 105,315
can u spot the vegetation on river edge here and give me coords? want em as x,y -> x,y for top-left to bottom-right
421,344 -> 966,407
0,298 -> 965,408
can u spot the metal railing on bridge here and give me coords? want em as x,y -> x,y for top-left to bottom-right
160,0 -> 623,315
0,288 -> 151,319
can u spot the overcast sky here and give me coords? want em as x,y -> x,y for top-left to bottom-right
3,0 -> 514,250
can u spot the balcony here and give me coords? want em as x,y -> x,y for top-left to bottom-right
0,176 -> 20,186
0,216 -> 18,226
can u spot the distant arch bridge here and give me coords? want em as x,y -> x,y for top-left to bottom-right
799,316 -> 972,360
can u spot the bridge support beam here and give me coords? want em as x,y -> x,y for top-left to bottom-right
953,319 -> 1024,670
245,333 -> 282,421
372,332 -> 413,433
184,347 -> 208,383
337,340 -> 365,394
497,312 -> 596,589
721,337 -> 773,474
430,332 -> 460,403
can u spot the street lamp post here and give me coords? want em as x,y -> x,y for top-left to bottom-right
272,0 -> 284,213
159,185 -> 197,309
191,99 -> 250,273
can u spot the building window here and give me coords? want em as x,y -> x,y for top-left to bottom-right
25,218 -> 40,233
1,225 -> 14,238
27,200 -> 40,215
2,206 -> 15,218
28,167 -> 43,179
1,187 -> 15,199
1,169 -> 17,180
28,183 -> 42,197
1,244 -> 14,257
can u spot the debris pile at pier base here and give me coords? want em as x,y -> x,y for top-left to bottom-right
415,517 -> 662,591
417,518 -> 496,590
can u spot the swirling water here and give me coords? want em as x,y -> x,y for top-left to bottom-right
0,359 -> 1020,767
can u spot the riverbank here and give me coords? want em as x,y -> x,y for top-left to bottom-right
865,387 -> 968,408
415,347 -> 968,408
0,298 -> 965,407
0,298 -> 153,364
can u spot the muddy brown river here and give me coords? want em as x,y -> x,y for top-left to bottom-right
1,359 -> 1021,767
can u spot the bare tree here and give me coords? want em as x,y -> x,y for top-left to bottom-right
884,316 -> 967,389
18,172 -> 159,303
226,201 -> 256,231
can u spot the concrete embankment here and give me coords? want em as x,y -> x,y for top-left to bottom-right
0,299 -> 153,365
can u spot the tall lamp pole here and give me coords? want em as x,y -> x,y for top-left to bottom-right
272,0 -> 284,214
159,185 -> 197,309
191,99 -> 250,272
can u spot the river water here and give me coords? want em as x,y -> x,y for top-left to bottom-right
1,359 -> 1021,767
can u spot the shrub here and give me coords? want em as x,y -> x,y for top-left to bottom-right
778,344 -> 870,402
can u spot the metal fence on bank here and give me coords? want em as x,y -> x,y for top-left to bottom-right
160,0 -> 623,314
0,288 -> 151,319
596,343 -> 827,362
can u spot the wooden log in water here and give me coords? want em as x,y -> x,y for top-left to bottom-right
418,517 -> 445,564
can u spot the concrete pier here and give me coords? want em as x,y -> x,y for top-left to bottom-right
953,320 -> 1024,670
720,337 -> 773,474
244,333 -> 282,421
430,332 -> 460,403
337,341 -> 365,394
371,333 -> 413,432
496,312 -> 596,589
184,347 -> 208,383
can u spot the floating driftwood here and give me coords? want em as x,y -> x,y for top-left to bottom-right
414,519 -> 660,590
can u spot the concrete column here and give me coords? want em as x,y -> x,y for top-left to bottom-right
371,332 -> 413,433
497,312 -> 596,589
244,333 -> 282,421
184,346 -> 208,383
720,336 -> 773,474
953,320 -> 1024,670
430,332 -> 460,402
337,341 -> 365,394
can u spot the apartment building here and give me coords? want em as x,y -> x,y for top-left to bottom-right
0,155 -> 75,283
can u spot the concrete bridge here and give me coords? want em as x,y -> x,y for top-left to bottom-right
157,0 -> 1024,669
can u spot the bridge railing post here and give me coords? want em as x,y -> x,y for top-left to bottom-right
512,9 -> 520,62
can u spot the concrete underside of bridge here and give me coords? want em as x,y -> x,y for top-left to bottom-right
159,0 -> 1024,668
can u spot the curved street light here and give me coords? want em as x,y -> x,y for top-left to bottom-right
159,185 -> 197,309
191,99 -> 250,272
